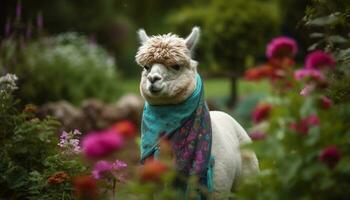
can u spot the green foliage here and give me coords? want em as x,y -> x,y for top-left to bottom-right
8,33 -> 120,105
304,0 -> 350,103
167,0 -> 281,71
236,1 -> 350,195
237,84 -> 350,199
0,76 -> 87,199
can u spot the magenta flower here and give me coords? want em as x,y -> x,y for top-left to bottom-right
92,160 -> 127,180
249,131 -> 266,141
294,69 -> 326,82
290,114 -> 320,135
305,51 -> 335,69
252,103 -> 272,124
266,36 -> 298,59
290,121 -> 308,135
92,160 -> 113,179
82,129 -> 124,158
320,96 -> 332,109
305,114 -> 320,126
319,146 -> 341,169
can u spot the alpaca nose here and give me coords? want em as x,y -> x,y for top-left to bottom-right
148,75 -> 162,84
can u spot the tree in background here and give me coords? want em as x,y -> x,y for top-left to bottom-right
167,0 -> 281,105
0,0 -> 190,77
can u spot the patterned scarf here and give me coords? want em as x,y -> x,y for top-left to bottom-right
141,73 -> 213,194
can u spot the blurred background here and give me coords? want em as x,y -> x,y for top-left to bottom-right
0,0 -> 314,127
1,0 -> 350,199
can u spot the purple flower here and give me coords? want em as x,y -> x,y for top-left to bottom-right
36,12 -> 43,30
15,1 -> 22,20
294,69 -> 326,82
92,160 -> 127,180
4,19 -> 11,36
58,130 -> 81,155
92,160 -> 113,179
60,131 -> 69,141
82,129 -> 124,159
266,36 -> 298,59
73,129 -> 82,135
305,51 -> 335,69
113,160 -> 128,169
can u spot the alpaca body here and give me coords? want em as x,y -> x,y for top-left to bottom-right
210,111 -> 259,194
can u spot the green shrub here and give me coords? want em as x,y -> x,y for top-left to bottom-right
0,74 -> 87,199
236,1 -> 350,196
11,32 -> 120,105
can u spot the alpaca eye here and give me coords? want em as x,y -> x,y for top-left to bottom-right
143,65 -> 150,71
171,64 -> 181,71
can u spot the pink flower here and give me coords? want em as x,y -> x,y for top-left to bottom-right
305,51 -> 335,69
300,84 -> 316,96
252,103 -> 272,124
92,160 -> 113,179
113,160 -> 128,169
92,160 -> 127,180
266,36 -> 298,59
290,121 -> 309,135
319,146 -> 341,169
249,131 -> 266,141
82,129 -> 124,158
294,69 -> 326,82
320,96 -> 332,109
58,130 -> 82,155
305,114 -> 320,125
290,114 -> 320,135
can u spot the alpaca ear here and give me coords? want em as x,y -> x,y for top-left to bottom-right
138,29 -> 149,44
185,26 -> 200,51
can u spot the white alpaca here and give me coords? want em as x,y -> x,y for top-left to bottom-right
136,27 -> 259,196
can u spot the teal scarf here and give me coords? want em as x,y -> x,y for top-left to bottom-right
141,73 -> 214,195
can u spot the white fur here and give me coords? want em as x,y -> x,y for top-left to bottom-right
210,111 -> 259,196
136,27 -> 259,197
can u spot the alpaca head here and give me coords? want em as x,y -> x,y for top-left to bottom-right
135,27 -> 200,105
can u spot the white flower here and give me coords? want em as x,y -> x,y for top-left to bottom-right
0,73 -> 18,92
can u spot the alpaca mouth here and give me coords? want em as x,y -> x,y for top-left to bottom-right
149,85 -> 162,94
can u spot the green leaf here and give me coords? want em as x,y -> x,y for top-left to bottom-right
309,32 -> 324,38
306,13 -> 340,26
328,35 -> 347,43
308,42 -> 321,51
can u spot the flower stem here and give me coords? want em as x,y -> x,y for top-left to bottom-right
112,178 -> 116,200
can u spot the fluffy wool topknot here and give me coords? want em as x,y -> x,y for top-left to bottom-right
135,33 -> 191,67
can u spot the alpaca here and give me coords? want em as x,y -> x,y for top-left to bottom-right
136,27 -> 259,197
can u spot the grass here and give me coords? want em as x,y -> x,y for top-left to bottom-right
119,78 -> 271,98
